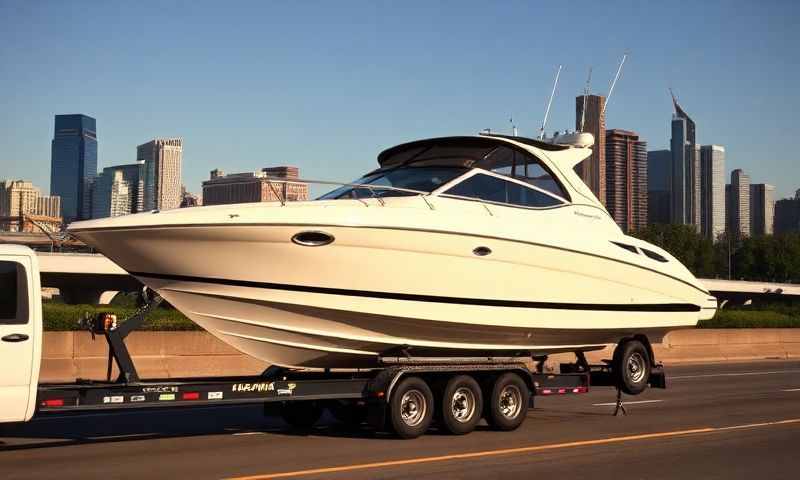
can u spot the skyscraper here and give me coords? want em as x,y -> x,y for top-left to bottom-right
0,180 -> 62,232
50,114 -> 97,222
647,150 -> 671,224
727,169 -> 750,238
774,191 -> 800,234
91,162 -> 145,219
700,145 -> 726,240
0,180 -> 39,219
575,95 -> 606,205
137,138 -> 183,211
669,95 -> 699,228
605,129 -> 648,232
750,184 -> 775,236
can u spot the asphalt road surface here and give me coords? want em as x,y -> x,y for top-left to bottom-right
1,360 -> 799,479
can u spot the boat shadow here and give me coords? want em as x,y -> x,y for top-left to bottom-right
0,405 -> 617,451
0,404 -> 283,451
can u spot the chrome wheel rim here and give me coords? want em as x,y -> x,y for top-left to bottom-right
499,385 -> 522,419
400,389 -> 426,427
627,352 -> 647,384
451,387 -> 476,423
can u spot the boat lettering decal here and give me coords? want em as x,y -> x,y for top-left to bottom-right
131,271 -> 702,312
232,382 -> 277,393
574,210 -> 601,220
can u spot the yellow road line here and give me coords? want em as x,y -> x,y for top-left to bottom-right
227,418 -> 800,480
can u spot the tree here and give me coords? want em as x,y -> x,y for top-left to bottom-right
632,225 -> 799,283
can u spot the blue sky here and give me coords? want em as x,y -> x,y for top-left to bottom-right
1,0 -> 798,198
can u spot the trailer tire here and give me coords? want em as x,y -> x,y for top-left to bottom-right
279,401 -> 323,429
486,372 -> 529,431
389,376 -> 434,439
441,375 -> 483,435
614,339 -> 651,395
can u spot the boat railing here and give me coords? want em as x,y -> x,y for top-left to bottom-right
263,178 -> 435,210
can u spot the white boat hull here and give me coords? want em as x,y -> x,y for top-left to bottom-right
70,201 -> 716,368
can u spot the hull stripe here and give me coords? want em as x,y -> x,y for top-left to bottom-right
132,271 -> 702,312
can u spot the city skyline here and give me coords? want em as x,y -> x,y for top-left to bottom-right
1,2 -> 798,200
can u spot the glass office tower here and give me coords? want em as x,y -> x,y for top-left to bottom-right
50,114 -> 97,222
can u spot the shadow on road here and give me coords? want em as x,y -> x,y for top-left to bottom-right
0,405 -> 417,451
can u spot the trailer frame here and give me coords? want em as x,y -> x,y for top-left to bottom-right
33,296 -> 665,436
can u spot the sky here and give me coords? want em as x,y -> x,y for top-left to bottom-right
1,0 -> 799,199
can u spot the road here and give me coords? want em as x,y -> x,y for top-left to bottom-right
1,360 -> 799,479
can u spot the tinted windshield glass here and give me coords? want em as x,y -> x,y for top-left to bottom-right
0,261 -> 26,325
319,166 -> 468,200
482,147 -> 567,199
444,173 -> 564,208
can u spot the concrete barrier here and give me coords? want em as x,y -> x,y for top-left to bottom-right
40,329 -> 800,383
41,332 -> 267,383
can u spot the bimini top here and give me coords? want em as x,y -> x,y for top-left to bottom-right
371,134 -> 602,210
377,135 -> 569,168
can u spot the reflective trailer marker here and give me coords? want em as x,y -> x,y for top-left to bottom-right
159,393 -> 176,401
208,391 -> 223,400
130,395 -> 146,402
42,399 -> 64,407
182,392 -> 200,400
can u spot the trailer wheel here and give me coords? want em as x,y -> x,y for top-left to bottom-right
486,372 -> 529,431
441,375 -> 483,435
389,376 -> 434,439
279,401 -> 323,429
614,339 -> 651,395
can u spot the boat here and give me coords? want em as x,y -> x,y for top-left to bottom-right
68,133 -> 717,369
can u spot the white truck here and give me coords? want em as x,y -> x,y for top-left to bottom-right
0,245 -> 42,423
0,245 -> 663,437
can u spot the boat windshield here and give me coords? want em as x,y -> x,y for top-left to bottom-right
318,166 -> 469,200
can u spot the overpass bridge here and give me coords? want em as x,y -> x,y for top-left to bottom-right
700,278 -> 800,306
37,252 -> 142,304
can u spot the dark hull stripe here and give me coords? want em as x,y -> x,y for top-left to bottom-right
70,222 -> 711,296
132,271 -> 702,313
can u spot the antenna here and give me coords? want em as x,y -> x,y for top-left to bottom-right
539,64 -> 562,139
602,52 -> 627,116
579,66 -> 593,132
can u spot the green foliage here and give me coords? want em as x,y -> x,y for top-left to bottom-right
635,224 -> 716,277
43,303 -> 200,331
634,225 -> 800,283
699,304 -> 800,328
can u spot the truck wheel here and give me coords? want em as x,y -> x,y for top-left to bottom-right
486,372 -> 529,431
279,401 -> 323,429
389,376 -> 433,439
614,339 -> 651,395
441,375 -> 483,435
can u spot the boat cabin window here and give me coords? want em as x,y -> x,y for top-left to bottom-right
480,147 -> 567,199
0,261 -> 27,325
319,166 -> 469,200
378,139 -> 569,201
443,173 -> 565,208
